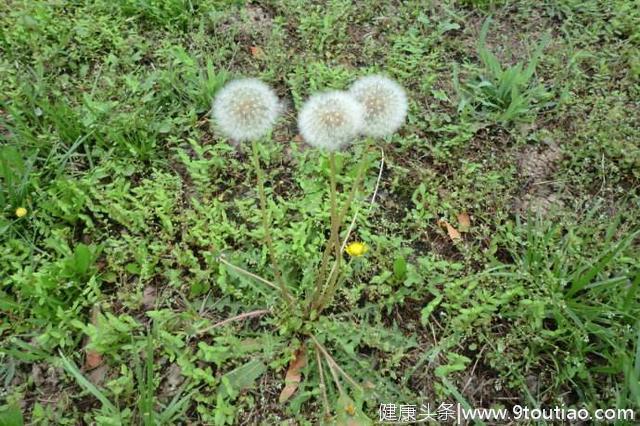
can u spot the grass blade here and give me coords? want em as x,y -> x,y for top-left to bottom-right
59,352 -> 119,413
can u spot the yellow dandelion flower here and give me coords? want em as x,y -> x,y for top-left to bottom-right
15,207 -> 27,218
345,241 -> 368,257
345,403 -> 356,416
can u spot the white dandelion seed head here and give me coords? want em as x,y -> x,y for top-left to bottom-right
349,75 -> 408,137
298,91 -> 364,151
212,78 -> 281,142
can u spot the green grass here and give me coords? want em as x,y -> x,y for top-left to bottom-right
1,0 -> 639,424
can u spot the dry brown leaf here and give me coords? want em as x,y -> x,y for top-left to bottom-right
84,306 -> 103,371
438,219 -> 461,241
249,46 -> 265,59
278,347 -> 307,403
85,350 -> 103,370
457,212 -> 471,232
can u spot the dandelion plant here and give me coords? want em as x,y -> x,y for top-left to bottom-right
211,75 -> 408,419
301,77 -> 408,315
298,91 -> 367,315
212,79 -> 293,303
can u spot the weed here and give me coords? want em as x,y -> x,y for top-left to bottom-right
454,18 -> 553,125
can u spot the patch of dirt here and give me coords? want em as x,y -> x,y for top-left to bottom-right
245,4 -> 273,33
513,140 -> 565,217
30,362 -> 66,409
0,109 -> 12,138
237,369 -> 293,425
463,5 -> 554,65
517,141 -> 562,183
142,285 -> 158,310
515,190 -> 564,217
158,363 -> 185,402
32,362 -> 63,392
209,4 -> 273,36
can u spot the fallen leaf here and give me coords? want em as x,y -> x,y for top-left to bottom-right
84,350 -> 103,370
457,212 -> 471,232
278,347 -> 307,403
438,219 -> 461,241
84,306 -> 103,370
249,46 -> 265,59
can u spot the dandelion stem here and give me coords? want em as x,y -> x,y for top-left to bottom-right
250,141 -> 295,304
318,146 -> 385,311
311,144 -> 371,313
327,153 -> 342,298
310,152 -> 342,312
310,153 -> 365,311
314,154 -> 344,312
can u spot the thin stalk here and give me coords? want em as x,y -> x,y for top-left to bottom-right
329,154 -> 341,276
313,152 -> 341,300
314,341 -> 344,397
316,147 -> 385,313
195,309 -> 270,335
368,146 -> 385,212
315,346 -> 331,417
310,333 -> 363,393
250,140 -> 294,304
336,155 -> 368,226
308,152 -> 369,313
217,255 -> 280,292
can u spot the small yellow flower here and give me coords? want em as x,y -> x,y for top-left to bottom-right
345,403 -> 356,416
15,207 -> 27,218
345,241 -> 368,257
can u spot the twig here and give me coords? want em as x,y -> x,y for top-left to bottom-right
196,309 -> 270,334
